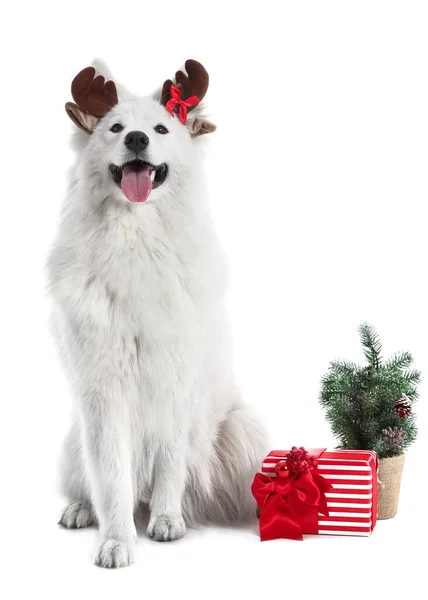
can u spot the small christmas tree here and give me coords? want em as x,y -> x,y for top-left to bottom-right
319,323 -> 420,459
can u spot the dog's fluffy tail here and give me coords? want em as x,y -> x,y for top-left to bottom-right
182,405 -> 268,525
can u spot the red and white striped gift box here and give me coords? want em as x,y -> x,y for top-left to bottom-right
261,449 -> 378,536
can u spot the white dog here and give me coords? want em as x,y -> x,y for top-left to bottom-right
47,59 -> 267,568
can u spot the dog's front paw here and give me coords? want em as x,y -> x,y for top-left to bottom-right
147,514 -> 186,542
58,501 -> 95,529
94,539 -> 135,568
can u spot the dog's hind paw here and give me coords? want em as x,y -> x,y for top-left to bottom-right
94,539 -> 135,568
58,501 -> 95,529
147,514 -> 186,542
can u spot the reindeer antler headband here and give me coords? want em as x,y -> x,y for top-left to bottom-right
160,60 -> 209,124
65,60 -> 211,133
65,66 -> 119,133
71,66 -> 118,117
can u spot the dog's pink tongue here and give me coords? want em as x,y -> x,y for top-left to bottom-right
121,166 -> 152,203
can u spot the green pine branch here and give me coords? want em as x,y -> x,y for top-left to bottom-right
385,351 -> 413,371
359,322 -> 383,369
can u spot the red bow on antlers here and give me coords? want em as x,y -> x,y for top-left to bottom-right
165,84 -> 199,124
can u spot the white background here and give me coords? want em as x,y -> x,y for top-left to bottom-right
1,1 -> 427,598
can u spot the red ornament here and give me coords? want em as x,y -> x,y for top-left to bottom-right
394,393 -> 412,419
165,84 -> 199,124
285,446 -> 316,476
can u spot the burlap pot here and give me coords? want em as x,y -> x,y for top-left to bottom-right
378,454 -> 405,519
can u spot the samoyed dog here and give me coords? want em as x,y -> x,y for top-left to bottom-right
47,59 -> 267,568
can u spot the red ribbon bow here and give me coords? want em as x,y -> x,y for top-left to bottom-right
251,447 -> 332,541
165,84 -> 199,124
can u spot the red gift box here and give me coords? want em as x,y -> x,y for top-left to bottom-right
253,448 -> 378,540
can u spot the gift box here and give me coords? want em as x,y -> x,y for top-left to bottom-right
252,447 -> 378,540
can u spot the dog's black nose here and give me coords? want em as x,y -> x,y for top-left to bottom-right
124,131 -> 149,153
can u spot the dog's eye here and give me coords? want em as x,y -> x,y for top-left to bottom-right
110,123 -> 124,133
154,124 -> 169,135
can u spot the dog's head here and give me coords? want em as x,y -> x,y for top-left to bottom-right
65,60 -> 216,204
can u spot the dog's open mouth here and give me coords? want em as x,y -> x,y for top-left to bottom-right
109,159 -> 168,203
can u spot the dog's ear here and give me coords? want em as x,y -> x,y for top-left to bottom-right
65,102 -> 100,134
65,64 -> 118,134
187,113 -> 217,138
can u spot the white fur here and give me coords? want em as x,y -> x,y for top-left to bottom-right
48,61 -> 267,568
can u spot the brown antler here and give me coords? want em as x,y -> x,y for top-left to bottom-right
71,66 -> 118,117
161,60 -> 209,107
